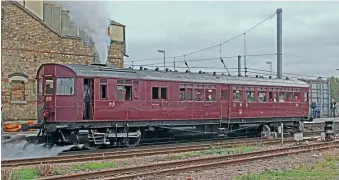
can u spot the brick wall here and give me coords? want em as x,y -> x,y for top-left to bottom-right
1,2 -> 125,122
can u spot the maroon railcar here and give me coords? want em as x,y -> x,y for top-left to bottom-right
34,63 -> 311,147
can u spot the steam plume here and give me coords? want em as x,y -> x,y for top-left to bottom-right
1,141 -> 73,160
58,1 -> 111,64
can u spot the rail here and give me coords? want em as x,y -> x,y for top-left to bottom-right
1,137 -> 317,167
40,141 -> 339,180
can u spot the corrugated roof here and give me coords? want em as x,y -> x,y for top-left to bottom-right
59,64 -> 309,88
110,20 -> 125,27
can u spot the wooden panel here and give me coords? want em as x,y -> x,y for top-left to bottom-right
61,10 -> 78,36
109,24 -> 124,42
43,2 -> 61,32
15,0 -> 24,6
25,1 -> 43,19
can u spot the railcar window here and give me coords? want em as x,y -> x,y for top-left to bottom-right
246,91 -> 255,102
205,89 -> 216,101
45,77 -> 54,95
152,87 -> 159,100
117,86 -> 124,100
180,88 -> 186,101
269,92 -> 277,102
187,88 -> 193,101
38,79 -> 43,95
286,92 -> 293,102
294,92 -> 301,102
194,89 -> 204,101
221,90 -> 228,101
161,88 -> 167,100
125,86 -> 132,100
269,92 -> 273,102
232,90 -> 243,102
258,91 -> 267,103
304,92 -> 309,102
100,79 -> 107,100
117,80 -> 124,84
278,92 -> 286,102
56,78 -> 74,95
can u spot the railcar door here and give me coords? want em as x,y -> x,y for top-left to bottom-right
244,87 -> 256,118
220,86 -> 229,119
286,89 -> 294,117
293,89 -> 302,116
42,76 -> 56,122
269,89 -> 278,117
230,86 -> 244,119
83,78 -> 94,120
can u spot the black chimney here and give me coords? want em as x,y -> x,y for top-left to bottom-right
91,51 -> 107,66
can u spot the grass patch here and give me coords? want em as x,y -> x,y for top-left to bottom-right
12,168 -> 38,180
177,145 -> 259,159
235,152 -> 339,180
10,161 -> 117,179
72,161 -> 117,171
53,161 -> 117,175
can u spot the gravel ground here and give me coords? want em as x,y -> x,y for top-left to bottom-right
14,141 -> 304,170
146,148 -> 339,180
9,140 -> 330,180
11,141 -> 316,175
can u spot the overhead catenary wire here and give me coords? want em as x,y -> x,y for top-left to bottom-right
125,12 -> 277,63
126,53 -> 277,67
247,68 -> 321,78
219,44 -> 231,75
125,64 -> 326,80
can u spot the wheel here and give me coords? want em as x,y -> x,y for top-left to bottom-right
122,128 -> 141,148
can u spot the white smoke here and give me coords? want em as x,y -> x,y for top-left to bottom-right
58,1 -> 111,64
1,141 -> 73,160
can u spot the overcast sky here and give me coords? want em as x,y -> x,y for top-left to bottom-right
107,1 -> 339,79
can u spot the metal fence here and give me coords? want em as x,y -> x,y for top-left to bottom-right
300,77 -> 331,117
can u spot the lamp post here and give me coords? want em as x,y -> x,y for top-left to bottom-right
158,50 -> 165,70
265,61 -> 273,77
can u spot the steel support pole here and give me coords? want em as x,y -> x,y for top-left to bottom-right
238,55 -> 242,76
163,52 -> 166,71
277,8 -> 283,79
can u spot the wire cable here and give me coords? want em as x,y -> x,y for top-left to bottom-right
125,12 -> 277,63
125,53 -> 277,67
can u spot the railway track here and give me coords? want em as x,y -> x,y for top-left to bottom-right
1,137 -> 318,168
60,131 -> 321,156
39,140 -> 339,180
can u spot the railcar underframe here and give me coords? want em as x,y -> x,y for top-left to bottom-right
29,117 -> 307,148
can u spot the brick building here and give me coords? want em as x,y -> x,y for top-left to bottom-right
1,1 -> 126,123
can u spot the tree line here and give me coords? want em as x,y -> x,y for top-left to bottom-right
329,76 -> 339,102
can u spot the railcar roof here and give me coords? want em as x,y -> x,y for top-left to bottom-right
53,64 -> 310,88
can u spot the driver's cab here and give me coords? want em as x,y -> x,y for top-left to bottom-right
37,75 -> 55,123
37,64 -> 76,123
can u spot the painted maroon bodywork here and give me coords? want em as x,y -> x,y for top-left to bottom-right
36,64 -> 309,123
